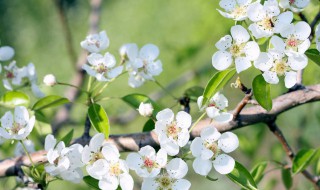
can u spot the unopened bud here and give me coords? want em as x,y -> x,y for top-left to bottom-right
43,74 -> 57,86
138,102 -> 154,117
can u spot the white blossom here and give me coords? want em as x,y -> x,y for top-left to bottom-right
126,44 -> 163,88
279,0 -> 310,12
155,108 -> 191,156
2,61 -> 27,90
0,46 -> 15,61
315,23 -> 320,52
26,63 -> 45,98
141,158 -> 190,190
82,52 -> 123,81
247,0 -> 293,39
197,93 -> 233,123
217,0 -> 252,21
138,102 -> 154,117
80,31 -> 109,53
0,106 -> 35,140
126,146 -> 167,178
14,139 -> 35,156
212,25 -> 260,73
43,74 -> 57,86
191,126 -> 239,175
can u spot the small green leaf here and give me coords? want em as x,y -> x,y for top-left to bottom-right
202,68 -> 236,106
34,111 -> 49,123
226,161 -> 258,190
0,91 -> 30,108
122,93 -> 162,117
252,74 -> 272,111
83,176 -> 100,190
292,148 -> 320,174
281,168 -> 292,189
60,129 -> 74,146
206,175 -> 218,181
143,119 -> 155,132
184,86 -> 204,102
305,49 -> 320,66
32,95 -> 69,111
251,161 -> 268,184
88,103 -> 110,139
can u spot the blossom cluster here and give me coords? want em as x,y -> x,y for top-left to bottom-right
213,0 -> 312,88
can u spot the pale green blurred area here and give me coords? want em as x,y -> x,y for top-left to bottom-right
0,0 -> 320,189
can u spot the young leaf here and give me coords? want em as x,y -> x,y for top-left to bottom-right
60,129 -> 74,146
252,74 -> 272,111
143,119 -> 155,132
184,86 -> 204,102
88,103 -> 110,139
226,161 -> 258,190
292,148 -> 320,175
305,49 -> 320,66
32,95 -> 69,111
83,176 -> 100,190
202,68 -> 236,106
251,161 -> 268,184
122,93 -> 162,116
0,91 -> 30,108
281,168 -> 292,189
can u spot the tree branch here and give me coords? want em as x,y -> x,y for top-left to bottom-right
310,12 -> 320,41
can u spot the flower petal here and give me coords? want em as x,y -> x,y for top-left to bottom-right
294,21 -> 311,40
262,71 -> 279,84
218,132 -> 239,153
139,44 -> 159,61
173,179 -> 191,190
166,158 -> 188,179
235,57 -> 251,73
213,154 -> 235,174
244,41 -> 260,61
285,71 -> 297,88
200,126 -> 221,142
156,108 -> 174,123
215,35 -> 232,50
214,112 -> 233,123
231,25 -> 250,43
254,52 -> 273,71
212,51 -> 233,71
193,157 -> 212,176
120,173 -> 134,190
176,111 -> 191,129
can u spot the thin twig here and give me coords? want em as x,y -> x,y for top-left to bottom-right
233,89 -> 253,119
310,12 -> 320,41
266,121 -> 320,189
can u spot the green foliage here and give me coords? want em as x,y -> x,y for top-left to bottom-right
0,91 -> 30,108
60,129 -> 74,146
83,176 -> 100,190
305,49 -> 320,66
88,103 -> 110,139
252,75 -> 272,111
202,68 -> 236,106
250,161 -> 268,184
32,95 -> 69,111
281,168 -> 292,190
226,161 -> 258,190
292,148 -> 320,175
142,119 -> 155,132
184,86 -> 204,102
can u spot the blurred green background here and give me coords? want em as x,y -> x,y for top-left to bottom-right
0,0 -> 319,189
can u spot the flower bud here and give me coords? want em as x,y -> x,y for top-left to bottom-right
138,102 -> 154,117
0,46 -> 15,61
43,74 -> 57,86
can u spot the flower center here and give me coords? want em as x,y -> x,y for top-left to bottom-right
155,175 -> 175,189
109,162 -> 122,176
257,17 -> 274,31
6,72 -> 14,79
289,0 -> 295,5
272,59 -> 289,76
166,122 -> 180,139
143,157 -> 155,168
231,6 -> 247,19
94,63 -> 107,74
89,37 -> 100,48
91,152 -> 104,163
11,122 -> 23,134
286,36 -> 302,52
229,43 -> 245,57
205,141 -> 221,159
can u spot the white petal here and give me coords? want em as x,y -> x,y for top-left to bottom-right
98,31 -> 110,50
294,21 -> 311,40
190,137 -> 204,157
231,25 -> 250,43
89,133 -> 105,152
120,173 -> 134,190
193,157 -> 212,176
214,112 -> 233,123
235,57 -> 251,73
298,39 -> 310,54
176,111 -> 191,129
213,154 -> 235,174
156,148 -> 168,167
87,53 -> 104,66
212,51 -> 233,71
295,0 -> 310,8
273,11 -> 293,34
262,71 -> 279,84
197,96 -> 204,110
166,158 -> 188,179
206,106 -> 220,119
215,35 -> 232,50
173,179 -> 191,190
280,23 -> 295,38
287,53 -> 308,70
104,52 -> 116,68
219,0 -> 236,11
139,44 -> 159,61
99,177 -> 119,190
14,106 -> 28,126
284,71 -> 297,88
141,178 -> 158,190
155,120 -> 167,135
45,134 -> 56,151
126,153 -> 143,170
244,41 -> 260,61
1,111 -> 13,129
82,64 -> 97,77
86,159 -> 108,180
200,126 -> 221,142
102,144 -> 120,162
107,66 -> 123,79
126,43 -> 139,61
156,108 -> 174,123
147,60 -> 163,76
31,83 -> 45,98
247,2 -> 265,22
270,35 -> 285,52
254,52 -> 273,71
218,132 -> 239,153
139,145 -> 156,157
177,130 -> 190,147
161,141 -> 179,156
0,46 -> 15,61
212,93 -> 228,110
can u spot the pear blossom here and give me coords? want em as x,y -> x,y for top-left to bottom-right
315,24 -> 320,52
191,126 -> 239,175
155,108 -> 192,156
138,102 -> 154,117
0,106 -> 35,140
217,0 -> 252,21
82,52 -> 123,81
98,144 -> 133,190
247,0 -> 293,39
126,44 -> 163,88
43,74 -> 57,86
0,46 -> 15,61
212,25 -> 260,73
141,158 -> 191,190
126,146 -> 167,178
80,31 -> 109,53
197,93 -> 233,123
14,139 -> 35,156
26,63 -> 45,98
119,43 -> 137,61
2,61 -> 27,90
279,0 -> 310,12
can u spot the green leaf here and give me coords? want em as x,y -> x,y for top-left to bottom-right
122,93 -> 162,117
281,168 -> 292,189
60,129 -> 74,146
0,91 -> 30,108
206,175 -> 218,181
88,103 -> 110,139
226,161 -> 258,190
252,74 -> 272,111
251,161 -> 268,184
184,86 -> 204,102
292,148 -> 320,174
202,68 -> 236,106
34,111 -> 49,123
83,176 -> 100,190
143,119 -> 155,132
32,95 -> 69,111
305,49 -> 320,66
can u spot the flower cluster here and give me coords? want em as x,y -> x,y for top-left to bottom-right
213,0 -> 311,88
